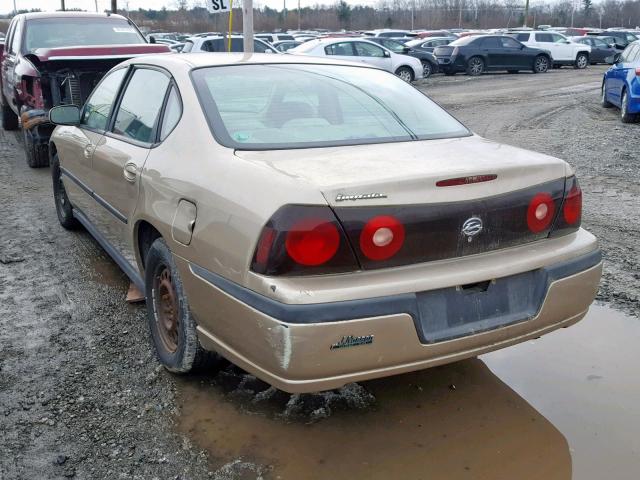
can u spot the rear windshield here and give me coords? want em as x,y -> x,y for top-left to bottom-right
192,63 -> 469,150
24,17 -> 144,52
449,36 -> 480,46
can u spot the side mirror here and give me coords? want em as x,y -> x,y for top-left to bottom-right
402,46 -> 410,53
149,36 -> 156,44
613,53 -> 621,63
264,49 -> 274,54
383,50 -> 391,58
49,105 -> 80,126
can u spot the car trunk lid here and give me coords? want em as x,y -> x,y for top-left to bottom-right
236,135 -> 571,270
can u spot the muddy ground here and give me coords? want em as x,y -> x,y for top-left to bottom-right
0,66 -> 638,479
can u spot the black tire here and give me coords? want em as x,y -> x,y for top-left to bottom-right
395,66 -> 414,83
575,53 -> 589,69
507,70 -> 519,74
23,127 -> 50,168
466,56 -> 484,76
51,154 -> 80,230
601,84 -> 613,108
533,55 -> 550,74
620,89 -> 638,123
1,99 -> 19,131
145,238 -> 213,373
421,61 -> 434,78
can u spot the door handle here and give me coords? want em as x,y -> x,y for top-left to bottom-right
83,144 -> 95,158
123,162 -> 138,183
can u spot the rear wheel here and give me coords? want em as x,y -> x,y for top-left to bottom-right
1,100 -> 19,131
421,61 -> 434,78
533,55 -> 550,73
575,53 -> 589,69
23,127 -> 50,168
620,90 -> 638,123
51,153 -> 80,230
466,56 -> 484,76
145,238 -> 213,373
601,84 -> 613,108
395,66 -> 414,83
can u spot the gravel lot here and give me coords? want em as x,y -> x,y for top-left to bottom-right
0,66 -> 637,479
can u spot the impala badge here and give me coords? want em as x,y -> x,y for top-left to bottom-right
461,217 -> 483,242
335,193 -> 387,202
330,335 -> 374,350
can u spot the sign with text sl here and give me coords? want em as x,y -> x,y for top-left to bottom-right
206,0 -> 232,13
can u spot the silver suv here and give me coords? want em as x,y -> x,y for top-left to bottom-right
511,31 -> 591,68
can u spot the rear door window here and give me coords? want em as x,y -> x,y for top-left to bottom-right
480,37 -> 501,48
535,33 -> 553,42
325,42 -> 356,56
81,68 -> 127,131
112,68 -> 170,144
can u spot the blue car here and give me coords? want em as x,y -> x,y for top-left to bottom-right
602,40 -> 640,123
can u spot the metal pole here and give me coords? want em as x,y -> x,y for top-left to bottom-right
243,0 -> 254,55
570,1 -> 575,27
111,0 -> 117,13
95,0 -> 99,12
523,0 -> 529,27
458,3 -> 462,29
411,0 -> 415,30
13,0 -> 17,14
61,0 -> 65,10
298,0 -> 301,30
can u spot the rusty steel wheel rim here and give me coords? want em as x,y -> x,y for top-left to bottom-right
154,266 -> 180,353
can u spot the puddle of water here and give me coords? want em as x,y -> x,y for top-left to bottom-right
177,305 -> 639,479
482,304 -> 640,480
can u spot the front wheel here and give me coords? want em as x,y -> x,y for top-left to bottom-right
23,127 -> 49,168
575,53 -> 589,69
145,238 -> 212,373
421,61 -> 434,78
395,66 -> 414,83
533,55 -> 550,73
51,154 -> 80,230
620,90 -> 638,123
466,56 -> 484,76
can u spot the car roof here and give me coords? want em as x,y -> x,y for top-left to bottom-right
122,52 -> 380,71
18,11 -> 129,21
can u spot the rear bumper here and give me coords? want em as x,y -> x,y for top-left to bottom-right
177,245 -> 601,393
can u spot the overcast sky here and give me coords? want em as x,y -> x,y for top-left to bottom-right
1,0 -> 381,14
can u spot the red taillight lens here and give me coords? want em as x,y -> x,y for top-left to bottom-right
285,218 -> 340,266
527,192 -> 556,233
359,215 -> 405,260
563,184 -> 582,225
550,176 -> 582,237
251,205 -> 359,276
635,67 -> 640,76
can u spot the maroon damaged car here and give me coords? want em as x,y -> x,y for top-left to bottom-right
0,12 -> 169,168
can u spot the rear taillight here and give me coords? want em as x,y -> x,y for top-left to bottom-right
635,67 -> 640,76
550,176 -> 582,236
285,218 -> 340,266
359,215 -> 405,261
527,192 -> 556,233
251,205 -> 359,276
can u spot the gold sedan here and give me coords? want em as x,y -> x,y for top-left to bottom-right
48,53 -> 601,393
